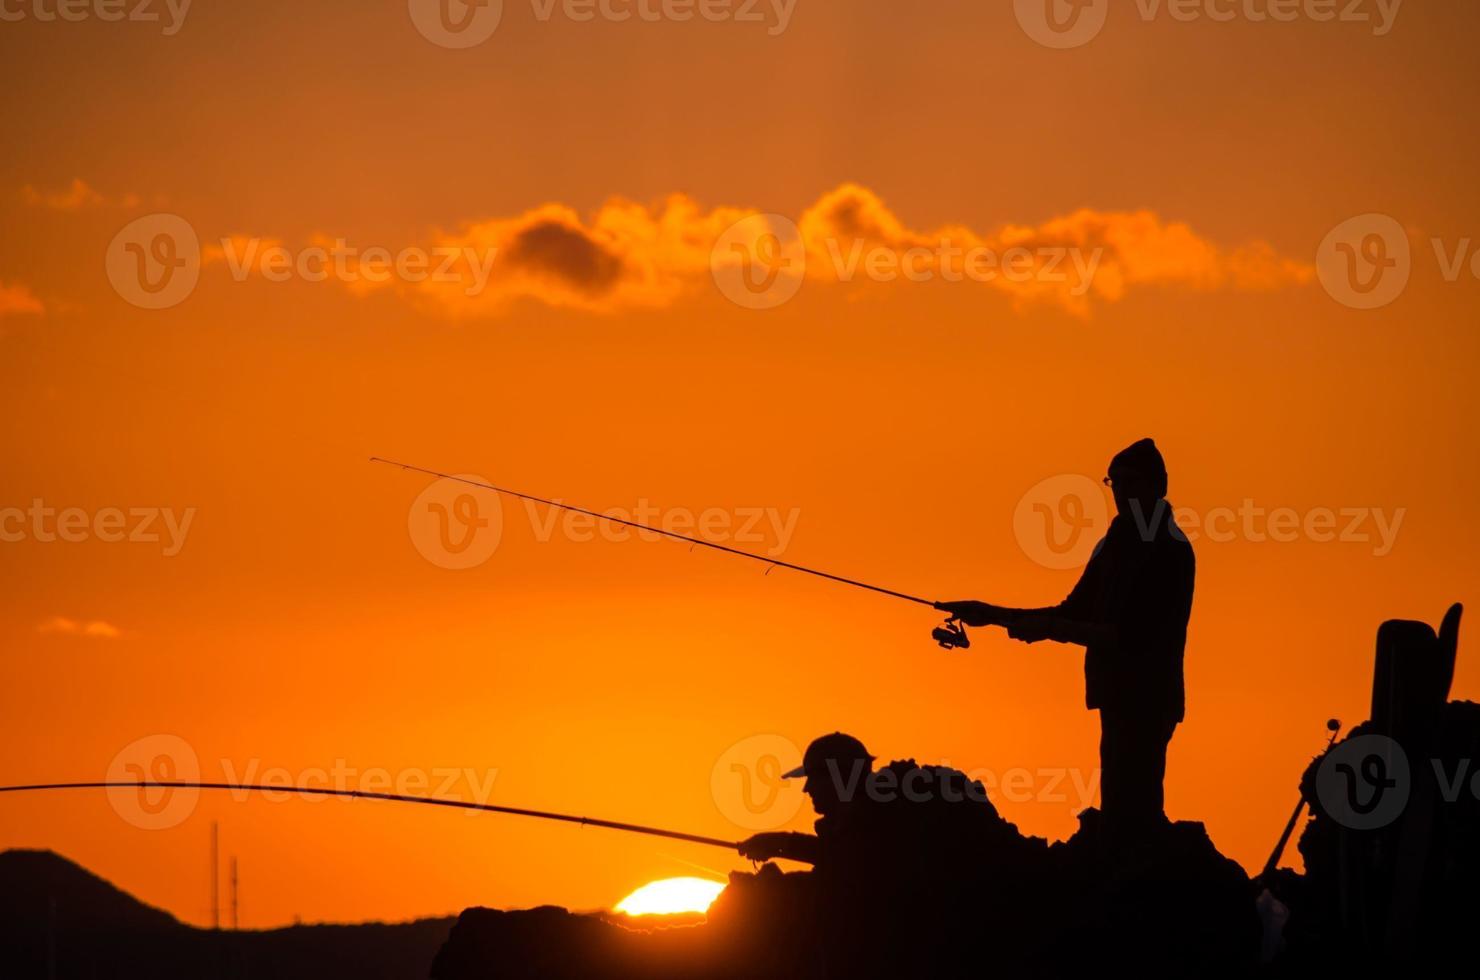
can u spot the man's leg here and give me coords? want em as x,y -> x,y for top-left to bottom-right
1099,711 -> 1177,831
1139,719 -> 1174,821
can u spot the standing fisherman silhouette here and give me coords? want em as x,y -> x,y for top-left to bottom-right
939,439 -> 1195,839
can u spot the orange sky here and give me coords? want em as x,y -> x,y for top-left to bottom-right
3,0 -> 1480,929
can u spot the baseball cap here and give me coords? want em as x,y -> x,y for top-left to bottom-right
783,732 -> 874,780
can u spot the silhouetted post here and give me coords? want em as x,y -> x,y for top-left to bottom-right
231,856 -> 239,930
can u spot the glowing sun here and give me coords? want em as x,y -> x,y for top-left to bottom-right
614,876 -> 726,916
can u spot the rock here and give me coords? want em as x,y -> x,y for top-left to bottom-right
1038,810 -> 1261,979
430,813 -> 1262,980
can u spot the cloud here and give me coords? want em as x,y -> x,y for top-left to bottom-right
0,281 -> 44,317
393,197 -> 743,316
203,185 -> 1312,318
22,179 -> 139,211
37,616 -> 121,639
411,186 -> 1309,317
796,183 -> 1314,314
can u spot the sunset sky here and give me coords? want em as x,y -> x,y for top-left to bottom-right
3,0 -> 1479,929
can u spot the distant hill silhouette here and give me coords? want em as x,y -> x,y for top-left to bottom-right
0,850 -> 454,980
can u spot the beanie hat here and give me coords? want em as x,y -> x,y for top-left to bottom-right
1110,438 -> 1168,497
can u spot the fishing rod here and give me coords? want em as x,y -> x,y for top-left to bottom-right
1260,718 -> 1343,880
0,782 -> 740,851
372,457 -> 973,649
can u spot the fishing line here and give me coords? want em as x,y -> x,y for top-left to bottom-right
374,457 -> 974,648
372,457 -> 937,608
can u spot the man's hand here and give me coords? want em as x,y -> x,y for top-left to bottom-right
934,600 -> 1010,628
737,832 -> 805,863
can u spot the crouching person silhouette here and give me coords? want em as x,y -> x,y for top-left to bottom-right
737,733 -> 876,868
736,733 -> 1038,976
938,438 -> 1195,840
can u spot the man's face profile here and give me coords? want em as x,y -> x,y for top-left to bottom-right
803,758 -> 868,815
1108,466 -> 1159,517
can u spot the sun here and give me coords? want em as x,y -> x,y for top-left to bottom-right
614,877 -> 726,916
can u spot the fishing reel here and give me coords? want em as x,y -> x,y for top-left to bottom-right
932,616 -> 970,650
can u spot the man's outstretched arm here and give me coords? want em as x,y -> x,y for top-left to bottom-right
1007,611 -> 1116,647
937,547 -> 1112,645
934,601 -> 1115,646
737,831 -> 823,865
